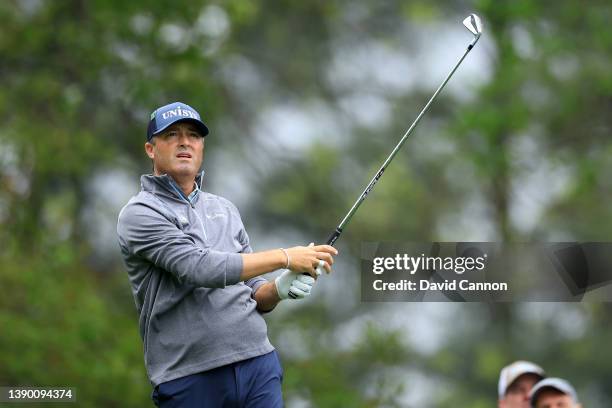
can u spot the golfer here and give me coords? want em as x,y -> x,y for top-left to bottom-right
117,101 -> 337,407
498,360 -> 546,408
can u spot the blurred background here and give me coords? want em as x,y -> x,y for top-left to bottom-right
1,0 -> 611,406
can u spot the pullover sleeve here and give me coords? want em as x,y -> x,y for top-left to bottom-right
241,243 -> 267,295
232,204 -> 267,295
117,203 -> 243,288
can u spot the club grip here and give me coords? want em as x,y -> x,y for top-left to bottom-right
326,228 -> 343,246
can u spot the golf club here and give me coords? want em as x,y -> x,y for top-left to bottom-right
289,14 -> 483,298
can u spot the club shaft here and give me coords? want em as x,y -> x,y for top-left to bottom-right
324,42 -> 477,246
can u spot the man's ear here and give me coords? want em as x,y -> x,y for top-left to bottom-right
145,142 -> 155,159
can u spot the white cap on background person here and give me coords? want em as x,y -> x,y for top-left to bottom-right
530,378 -> 580,408
499,360 -> 546,398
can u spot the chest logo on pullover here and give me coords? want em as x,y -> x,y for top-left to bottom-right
206,213 -> 226,220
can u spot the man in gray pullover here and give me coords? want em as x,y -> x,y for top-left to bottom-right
117,102 -> 337,407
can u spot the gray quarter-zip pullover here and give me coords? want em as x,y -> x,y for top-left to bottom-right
117,172 -> 273,386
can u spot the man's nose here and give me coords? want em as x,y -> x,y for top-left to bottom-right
177,132 -> 190,145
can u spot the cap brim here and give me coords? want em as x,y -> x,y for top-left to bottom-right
505,372 -> 544,396
152,118 -> 210,138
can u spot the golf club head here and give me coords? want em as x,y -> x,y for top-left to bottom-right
463,13 -> 483,38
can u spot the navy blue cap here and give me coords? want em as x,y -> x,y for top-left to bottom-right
147,102 -> 210,141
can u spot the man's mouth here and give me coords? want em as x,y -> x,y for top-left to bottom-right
176,152 -> 192,159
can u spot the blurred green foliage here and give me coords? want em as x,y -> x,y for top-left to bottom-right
1,0 -> 611,406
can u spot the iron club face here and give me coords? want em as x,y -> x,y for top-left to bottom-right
463,13 -> 483,46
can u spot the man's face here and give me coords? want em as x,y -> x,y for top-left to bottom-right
499,373 -> 542,408
145,122 -> 204,179
534,389 -> 576,408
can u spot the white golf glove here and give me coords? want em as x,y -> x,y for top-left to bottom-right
275,270 -> 316,300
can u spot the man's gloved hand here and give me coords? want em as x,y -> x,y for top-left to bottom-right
274,270 -> 315,300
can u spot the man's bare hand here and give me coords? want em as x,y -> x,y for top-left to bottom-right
284,245 -> 338,278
